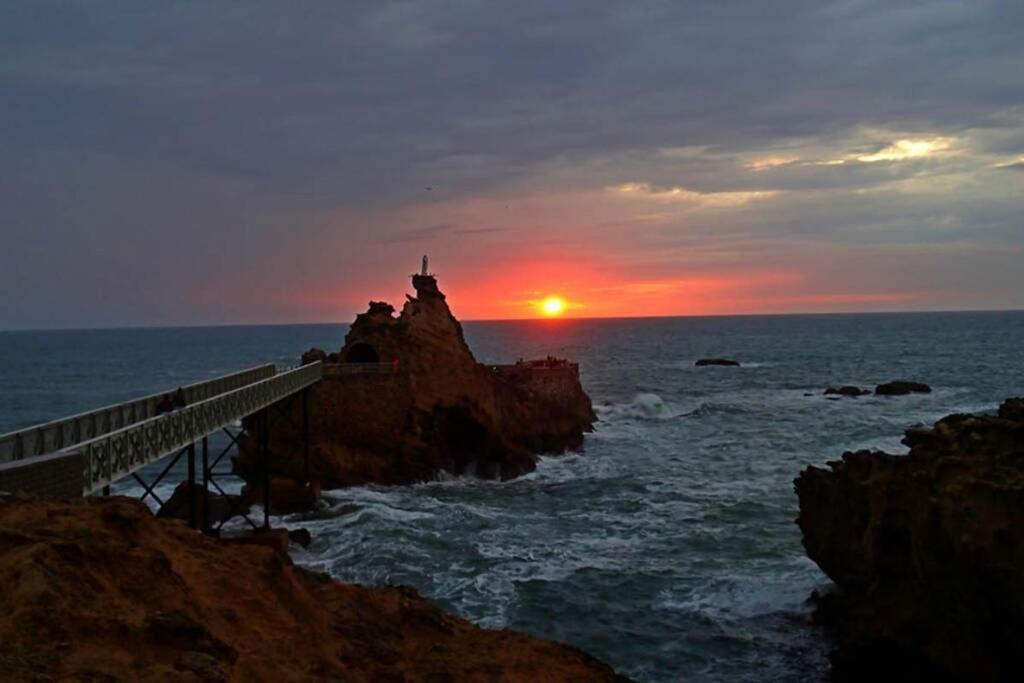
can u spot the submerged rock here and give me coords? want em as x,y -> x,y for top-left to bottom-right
874,380 -> 932,395
236,273 -> 596,488
0,496 -> 627,682
795,398 -> 1024,681
824,385 -> 871,397
695,358 -> 740,367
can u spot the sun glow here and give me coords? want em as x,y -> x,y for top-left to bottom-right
541,296 -> 566,316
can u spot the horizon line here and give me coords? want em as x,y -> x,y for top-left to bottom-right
2,305 -> 1022,334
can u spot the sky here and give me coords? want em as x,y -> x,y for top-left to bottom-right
1,1 -> 1022,328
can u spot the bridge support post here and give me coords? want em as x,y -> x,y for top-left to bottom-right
187,442 -> 196,530
201,436 -> 209,534
261,409 -> 270,530
303,389 -> 310,483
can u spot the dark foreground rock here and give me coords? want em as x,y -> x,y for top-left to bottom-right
695,358 -> 740,367
824,385 -> 871,397
0,495 -> 629,682
236,273 -> 596,488
157,480 -> 248,526
795,398 -> 1024,681
874,380 -> 932,395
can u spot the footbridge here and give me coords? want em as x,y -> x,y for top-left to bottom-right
0,362 -> 323,532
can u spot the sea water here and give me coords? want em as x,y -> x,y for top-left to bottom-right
3,312 -> 1023,682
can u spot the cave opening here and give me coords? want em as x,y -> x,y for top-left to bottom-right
345,342 -> 380,364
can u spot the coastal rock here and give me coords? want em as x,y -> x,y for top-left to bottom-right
0,496 -> 629,682
235,274 -> 596,488
156,481 -> 248,526
695,358 -> 740,367
240,477 -> 321,514
824,385 -> 871,397
874,380 -> 932,395
795,398 -> 1024,681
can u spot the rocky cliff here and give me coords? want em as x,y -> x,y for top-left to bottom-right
0,494 -> 627,682
795,398 -> 1024,681
236,274 -> 595,488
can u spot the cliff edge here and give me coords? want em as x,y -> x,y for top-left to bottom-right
236,274 -> 595,488
795,398 -> 1024,681
0,495 -> 627,682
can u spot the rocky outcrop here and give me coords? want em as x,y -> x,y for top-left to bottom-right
795,398 -> 1024,681
0,495 -> 628,682
874,380 -> 932,395
236,274 -> 595,488
824,385 -> 872,397
695,358 -> 740,367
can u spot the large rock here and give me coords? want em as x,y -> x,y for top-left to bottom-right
795,398 -> 1024,681
0,496 -> 628,682
874,380 -> 932,395
236,274 -> 596,488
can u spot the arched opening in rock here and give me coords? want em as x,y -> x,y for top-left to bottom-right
436,405 -> 489,475
345,342 -> 380,364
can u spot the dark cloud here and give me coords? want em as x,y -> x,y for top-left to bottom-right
1,1 -> 1022,326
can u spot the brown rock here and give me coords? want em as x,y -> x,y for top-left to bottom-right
235,274 -> 596,488
156,481 -> 248,526
241,477 -> 321,514
0,496 -> 628,682
795,397 -> 1024,681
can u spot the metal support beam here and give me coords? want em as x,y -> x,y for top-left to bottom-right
201,436 -> 209,534
303,388 -> 310,483
261,409 -> 270,530
187,442 -> 196,530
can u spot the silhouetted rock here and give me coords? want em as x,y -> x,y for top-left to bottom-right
824,386 -> 871,397
156,481 -> 247,526
874,380 -> 931,395
695,358 -> 740,367
287,527 -> 312,548
795,398 -> 1024,681
300,347 -> 327,365
235,274 -> 595,488
241,477 -> 321,514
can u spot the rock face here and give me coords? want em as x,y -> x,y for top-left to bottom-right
695,358 -> 740,367
236,274 -> 596,488
0,495 -> 628,682
795,398 -> 1024,681
874,380 -> 932,395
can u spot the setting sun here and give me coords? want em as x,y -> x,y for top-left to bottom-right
541,296 -> 566,316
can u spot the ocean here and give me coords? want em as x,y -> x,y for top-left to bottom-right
3,311 -> 1023,682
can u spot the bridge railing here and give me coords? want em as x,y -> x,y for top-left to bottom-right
77,361 -> 323,495
0,364 -> 277,463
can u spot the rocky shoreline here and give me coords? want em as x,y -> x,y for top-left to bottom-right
795,398 -> 1024,681
0,494 -> 629,682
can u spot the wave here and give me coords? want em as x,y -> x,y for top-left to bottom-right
594,393 -> 688,421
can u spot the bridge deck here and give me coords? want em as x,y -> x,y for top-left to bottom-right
0,362 -> 323,496
0,363 -> 277,462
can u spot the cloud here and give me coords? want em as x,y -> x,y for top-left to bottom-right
1,1 -> 1022,326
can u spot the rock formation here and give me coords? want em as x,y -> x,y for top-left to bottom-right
795,398 -> 1024,681
874,380 -> 932,395
695,358 -> 740,367
236,274 -> 596,488
0,495 -> 627,682
824,385 -> 872,397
